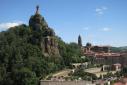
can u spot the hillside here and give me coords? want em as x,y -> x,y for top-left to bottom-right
110,46 -> 127,52
0,6 -> 82,85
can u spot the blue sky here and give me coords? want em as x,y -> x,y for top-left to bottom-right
0,0 -> 127,47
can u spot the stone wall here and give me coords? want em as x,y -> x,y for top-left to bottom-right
40,80 -> 94,85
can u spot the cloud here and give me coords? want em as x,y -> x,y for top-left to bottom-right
82,27 -> 89,30
95,6 -> 108,16
0,21 -> 23,31
102,27 -> 111,32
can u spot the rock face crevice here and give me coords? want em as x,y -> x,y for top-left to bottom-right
29,6 -> 60,57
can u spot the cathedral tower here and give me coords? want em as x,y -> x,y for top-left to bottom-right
78,35 -> 82,47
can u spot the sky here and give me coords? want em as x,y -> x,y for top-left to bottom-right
0,0 -> 127,47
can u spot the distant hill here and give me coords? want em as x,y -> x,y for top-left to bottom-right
110,46 -> 127,52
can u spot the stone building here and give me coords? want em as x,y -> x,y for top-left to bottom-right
40,80 -> 94,85
83,43 -> 110,53
79,35 -> 127,66
102,64 -> 121,71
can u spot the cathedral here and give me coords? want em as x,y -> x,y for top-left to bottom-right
78,35 -> 127,67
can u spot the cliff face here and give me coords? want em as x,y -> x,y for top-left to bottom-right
29,6 -> 60,57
